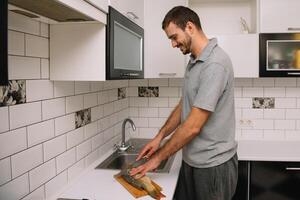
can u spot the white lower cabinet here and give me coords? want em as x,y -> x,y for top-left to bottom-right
213,34 -> 259,78
144,0 -> 187,78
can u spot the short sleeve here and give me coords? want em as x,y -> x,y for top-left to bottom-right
193,63 -> 228,112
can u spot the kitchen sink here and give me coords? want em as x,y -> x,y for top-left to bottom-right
95,138 -> 175,173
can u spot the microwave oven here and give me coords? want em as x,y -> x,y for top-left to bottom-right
0,0 -> 8,85
106,6 -> 144,80
259,33 -> 300,77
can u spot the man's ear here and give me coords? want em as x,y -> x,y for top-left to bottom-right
185,21 -> 195,34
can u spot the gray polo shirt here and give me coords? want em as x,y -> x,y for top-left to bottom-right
182,38 -> 237,168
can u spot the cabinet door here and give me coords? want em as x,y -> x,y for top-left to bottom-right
144,0 -> 187,78
109,0 -> 144,27
260,0 -> 300,33
251,161 -> 300,200
232,161 -> 250,200
85,0 -> 108,13
214,34 -> 259,78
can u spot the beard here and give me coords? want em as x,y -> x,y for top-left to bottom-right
178,33 -> 192,55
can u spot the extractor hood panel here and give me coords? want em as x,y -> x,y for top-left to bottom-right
8,0 -> 94,22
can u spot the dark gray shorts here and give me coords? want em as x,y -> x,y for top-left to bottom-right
174,154 -> 238,200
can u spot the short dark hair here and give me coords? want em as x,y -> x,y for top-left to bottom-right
162,6 -> 202,31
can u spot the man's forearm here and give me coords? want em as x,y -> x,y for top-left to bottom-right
156,99 -> 182,140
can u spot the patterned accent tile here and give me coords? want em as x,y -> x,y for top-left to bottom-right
75,108 -> 91,129
118,87 -> 126,100
252,97 -> 275,109
0,80 -> 26,107
138,87 -> 159,97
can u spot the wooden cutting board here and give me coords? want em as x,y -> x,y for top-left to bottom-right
114,174 -> 163,198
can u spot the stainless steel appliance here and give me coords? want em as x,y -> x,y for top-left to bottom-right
259,33 -> 300,77
0,0 -> 8,86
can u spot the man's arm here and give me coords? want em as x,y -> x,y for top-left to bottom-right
131,107 -> 210,177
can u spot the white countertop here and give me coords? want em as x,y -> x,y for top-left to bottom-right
50,139 -> 300,200
50,149 -> 182,200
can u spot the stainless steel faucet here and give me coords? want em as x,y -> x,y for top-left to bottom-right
118,118 -> 136,151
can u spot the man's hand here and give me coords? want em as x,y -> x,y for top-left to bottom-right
130,155 -> 162,178
136,136 -> 162,161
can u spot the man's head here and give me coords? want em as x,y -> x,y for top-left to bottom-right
162,6 -> 202,55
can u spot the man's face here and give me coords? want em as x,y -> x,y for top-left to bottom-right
164,22 -> 192,55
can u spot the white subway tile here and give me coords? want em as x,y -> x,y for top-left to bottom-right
103,127 -> 114,143
128,87 -> 138,97
234,98 -> 252,108
103,102 -> 114,116
242,109 -> 263,119
130,117 -> 148,128
67,128 -> 84,149
54,81 -> 75,98
22,185 -> 45,200
139,128 -> 159,138
0,157 -> 11,185
243,87 -> 263,97
253,78 -> 274,87
10,102 -> 42,129
263,130 -> 285,140
85,150 -> 98,167
114,100 -> 123,112
66,95 -> 84,113
286,88 -> 300,97
25,34 -> 48,58
159,108 -> 173,118
169,78 -> 183,87
129,97 -> 148,107
76,140 -> 92,160
27,120 -> 54,147
148,97 -> 168,107
41,59 -> 49,79
274,120 -> 296,130
234,78 -> 252,87
0,107 -> 9,133
8,12 -> 39,35
241,129 -> 263,140
11,145 -> 43,178
275,78 -> 296,87
286,109 -> 300,119
108,89 -> 118,102
98,91 -> 109,104
113,122 -> 122,136
8,56 -> 40,79
26,80 -> 54,102
276,98 -> 297,108
45,171 -> 67,198
169,97 -> 181,108
129,107 -> 139,117
68,159 -> 85,181
159,87 -> 179,97
263,109 -> 285,119
40,23 -> 49,37
121,98 -> 129,110
234,87 -> 242,97
98,117 -> 110,132
149,78 -> 168,86
149,118 -> 166,128
264,87 -> 285,97
43,135 -> 67,161
286,130 -> 300,140
56,148 -> 76,173
297,120 -> 300,130
8,30 -> 24,55
0,173 -> 29,200
54,114 -> 75,136
83,93 -> 98,109
29,159 -> 56,191
75,82 -> 90,94
0,128 -> 27,159
103,80 -> 115,90
114,80 -> 128,88
92,133 -> 104,150
129,79 -> 148,86
139,108 -> 159,117
84,121 -> 98,139
235,108 -> 242,119
252,119 -> 274,129
91,105 -> 103,121
42,97 -> 65,120
90,82 -> 103,92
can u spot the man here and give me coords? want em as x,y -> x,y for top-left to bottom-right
130,6 -> 238,200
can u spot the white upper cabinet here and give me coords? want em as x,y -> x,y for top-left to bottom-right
109,0 -> 144,27
85,0 -> 109,13
260,0 -> 300,33
144,0 -> 187,78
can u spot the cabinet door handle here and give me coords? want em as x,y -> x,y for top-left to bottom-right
126,12 -> 139,20
287,72 -> 300,75
287,27 -> 300,31
286,167 -> 300,171
159,73 -> 177,77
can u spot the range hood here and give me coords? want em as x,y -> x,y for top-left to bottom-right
8,0 -> 106,23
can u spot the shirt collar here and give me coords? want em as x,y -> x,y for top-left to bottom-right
189,38 -> 218,64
